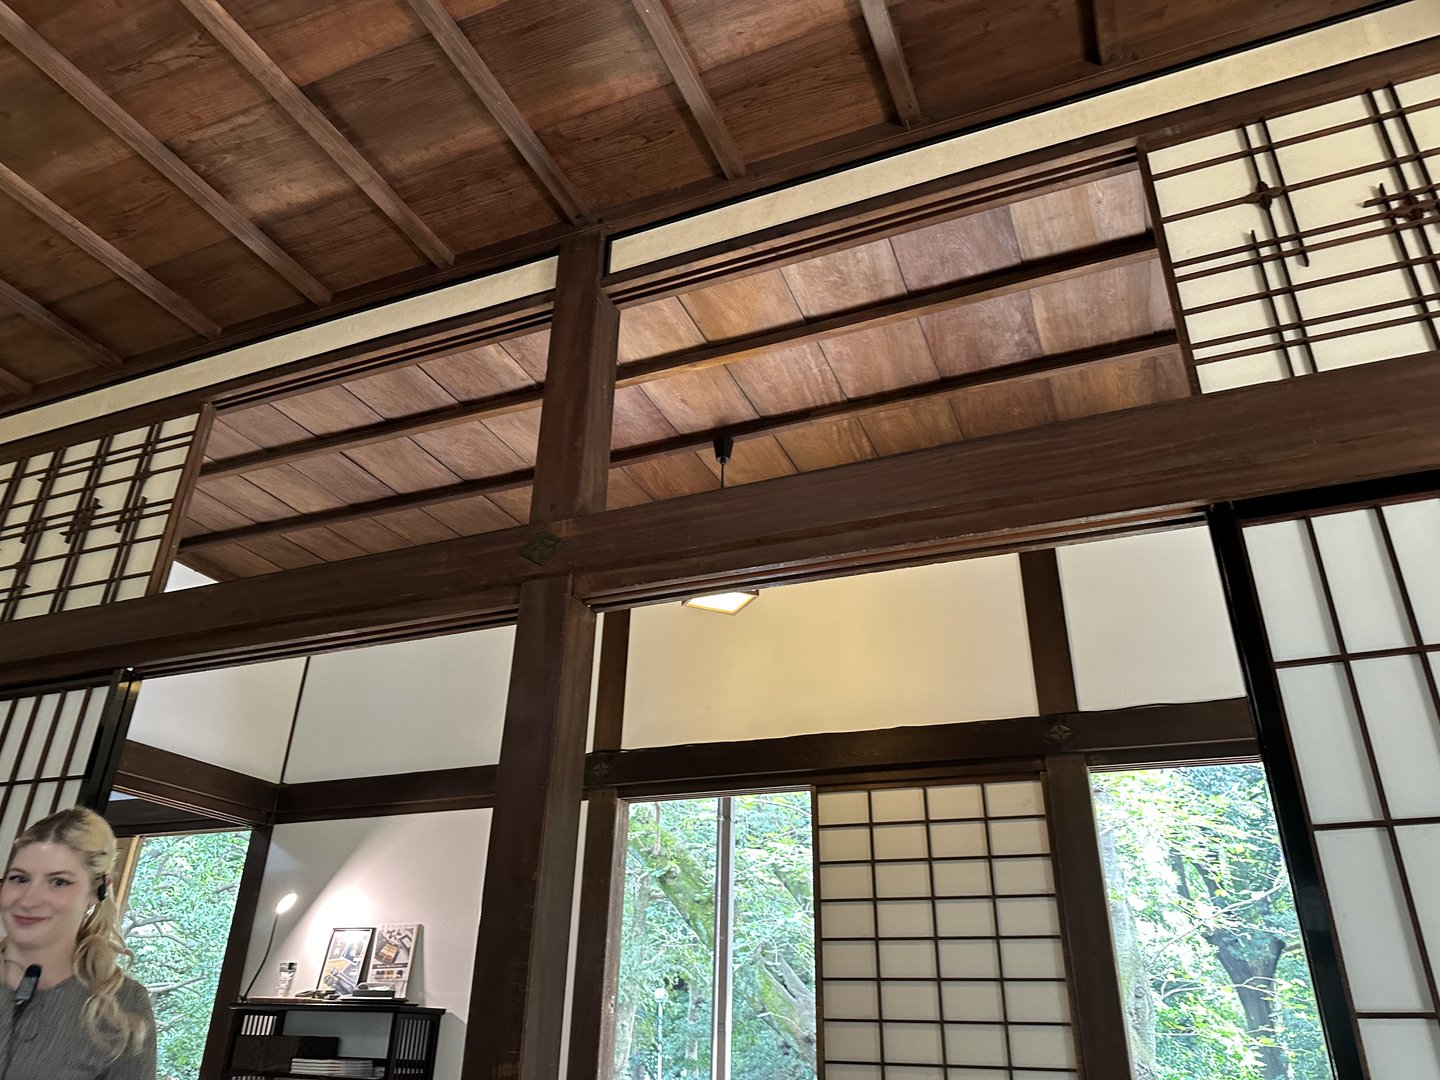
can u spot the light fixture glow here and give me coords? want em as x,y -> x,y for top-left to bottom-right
274,892 -> 298,915
682,590 -> 759,615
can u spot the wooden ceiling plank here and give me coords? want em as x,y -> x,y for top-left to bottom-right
858,0 -> 923,128
0,1 -> 330,306
176,0 -> 454,268
0,275 -> 120,369
181,331 -> 1174,551
0,161 -> 222,338
628,0 -> 746,181
201,235 -> 1155,480
404,0 -> 591,224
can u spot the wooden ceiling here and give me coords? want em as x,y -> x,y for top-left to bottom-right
0,0 -> 1377,408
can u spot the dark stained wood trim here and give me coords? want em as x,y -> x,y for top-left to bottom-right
107,797 -> 240,837
405,0 -> 589,223
1083,0 -> 1126,66
0,274 -> 121,369
183,331 -> 1176,552
0,161 -> 222,337
1019,549 -> 1079,714
113,740 -> 277,826
176,0 -> 454,268
859,0 -> 923,128
146,404 -> 215,595
11,349 -> 1440,684
274,764 -> 497,822
1044,754 -> 1135,1079
1136,144 -> 1203,394
593,610 -> 631,752
564,790 -> 627,1080
1084,739 -> 1260,769
0,2 -> 330,306
628,0 -> 746,180
0,360 -> 32,397
199,826 -> 271,1080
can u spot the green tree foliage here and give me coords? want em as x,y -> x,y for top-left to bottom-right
615,793 -> 815,1080
1092,765 -> 1332,1080
122,831 -> 251,1080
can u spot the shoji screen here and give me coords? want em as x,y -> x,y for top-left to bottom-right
1242,499 -> 1440,1076
814,778 -> 1078,1079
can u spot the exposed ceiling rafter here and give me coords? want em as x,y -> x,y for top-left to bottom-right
858,0 -> 923,128
0,275 -> 121,370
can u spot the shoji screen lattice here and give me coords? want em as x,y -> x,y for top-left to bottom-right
815,778 -> 1078,1080
1243,498 -> 1440,1076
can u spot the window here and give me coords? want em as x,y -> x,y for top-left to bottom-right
1091,763 -> 1333,1079
615,792 -> 816,1080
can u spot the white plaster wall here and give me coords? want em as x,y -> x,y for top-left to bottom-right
1058,526 -> 1245,711
247,811 -> 489,1080
623,554 -> 1037,747
283,628 -> 514,782
126,657 -> 305,782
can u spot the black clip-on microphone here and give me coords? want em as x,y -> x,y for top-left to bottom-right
2,965 -> 40,1080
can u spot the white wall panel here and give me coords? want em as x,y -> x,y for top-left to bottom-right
1058,527 -> 1244,710
248,811 -> 489,1080
623,556 -> 1035,748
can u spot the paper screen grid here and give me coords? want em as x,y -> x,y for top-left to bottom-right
0,415 -> 197,621
0,685 -> 108,853
1245,498 -> 1440,1074
814,779 -> 1078,1080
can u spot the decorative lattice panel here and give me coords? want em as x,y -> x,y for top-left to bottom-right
1245,497 -> 1440,1076
815,779 -> 1078,1080
1148,74 -> 1440,393
0,416 -> 199,621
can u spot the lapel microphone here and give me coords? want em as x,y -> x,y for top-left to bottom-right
12,967 -> 39,1011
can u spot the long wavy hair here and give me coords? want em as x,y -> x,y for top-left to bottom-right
4,807 -> 149,1060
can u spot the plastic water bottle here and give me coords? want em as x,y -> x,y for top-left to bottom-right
275,962 -> 297,997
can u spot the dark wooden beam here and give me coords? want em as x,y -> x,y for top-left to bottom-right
275,764 -> 497,822
146,406 -> 216,595
0,161 -> 222,337
1082,0 -> 1126,66
628,0 -> 745,180
859,0 -> 923,128
177,0 -> 453,268
11,350 -> 1440,685
198,235 -> 1157,486
0,359 -> 32,397
405,0 -> 589,223
113,740 -> 277,827
592,610 -> 631,752
0,2 -> 330,306
1019,548 -> 1079,714
107,797 -> 241,837
199,826 -> 271,1080
0,274 -> 121,370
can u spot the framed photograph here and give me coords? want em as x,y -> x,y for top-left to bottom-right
365,924 -> 420,999
317,927 -> 374,995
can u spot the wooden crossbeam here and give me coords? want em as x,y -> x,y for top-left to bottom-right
0,2 -> 330,306
201,235 -> 1156,480
177,0 -> 454,268
0,360 -> 31,397
859,0 -> 922,128
182,332 -> 1175,552
629,0 -> 745,180
0,161 -> 222,337
405,0 -> 590,223
0,275 -> 121,370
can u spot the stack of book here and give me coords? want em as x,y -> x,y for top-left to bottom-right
289,1058 -> 382,1078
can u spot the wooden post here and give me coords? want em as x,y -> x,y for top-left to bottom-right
463,229 -> 618,1080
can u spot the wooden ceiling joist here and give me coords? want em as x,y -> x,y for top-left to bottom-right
176,0 -> 454,268
201,233 -> 1157,481
405,0 -> 591,223
182,331 -> 1176,552
0,276 -> 120,370
0,2 -> 330,307
1085,0 -> 1125,66
859,0 -> 923,128
0,361 -> 30,397
628,0 -> 746,181
0,161 -> 222,338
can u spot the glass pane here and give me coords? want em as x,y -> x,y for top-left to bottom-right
122,830 -> 251,1080
1091,764 -> 1335,1080
731,791 -> 817,1080
616,798 -> 719,1080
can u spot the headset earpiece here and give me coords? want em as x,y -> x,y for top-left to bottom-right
96,879 -> 107,902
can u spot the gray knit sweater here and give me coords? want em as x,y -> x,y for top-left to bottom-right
0,975 -> 155,1080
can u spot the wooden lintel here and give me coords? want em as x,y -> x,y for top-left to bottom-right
0,161 -> 222,337
859,0 -> 923,128
406,0 -> 590,223
629,0 -> 746,180
177,0 -> 454,268
113,740 -> 277,826
10,350 -> 1440,684
0,274 -> 121,370
0,1 -> 330,306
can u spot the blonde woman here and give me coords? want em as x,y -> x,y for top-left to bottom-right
0,808 -> 155,1079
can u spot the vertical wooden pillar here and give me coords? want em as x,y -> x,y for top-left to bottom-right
464,229 -> 618,1080
199,826 -> 273,1080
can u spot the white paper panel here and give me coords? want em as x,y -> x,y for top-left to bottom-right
887,1023 -> 946,1063
881,940 -> 940,979
827,1022 -> 883,1062
932,861 -> 992,896
819,791 -> 871,825
985,782 -> 1045,817
1275,664 -> 1383,823
824,941 -> 878,979
876,862 -> 933,898
1358,1019 -> 1440,1080
943,1025 -> 1008,1068
1383,500 -> 1440,644
874,824 -> 929,860
1315,828 -> 1432,1011
826,981 -> 880,1018
1396,824 -> 1440,986
872,788 -> 928,822
927,786 -> 986,820
1310,511 -> 1412,652
992,859 -> 1055,896
877,900 -> 935,938
881,980 -> 940,1019
939,940 -> 1000,979
1000,939 -> 1066,979
996,897 -> 1061,937
823,901 -> 876,938
820,827 -> 873,862
1005,981 -> 1071,1024
930,822 -> 988,857
935,899 -> 995,937
1245,520 -> 1341,661
1351,656 -> 1440,818
1010,1025 -> 1076,1070
821,864 -> 875,899
988,820 -> 1050,856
